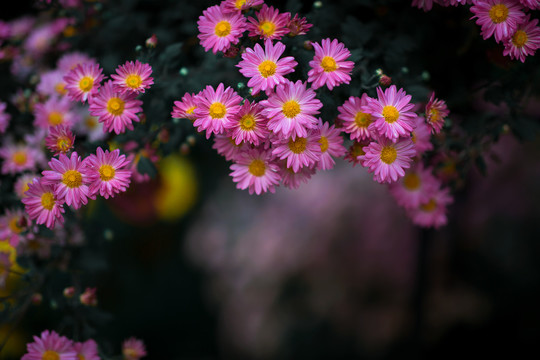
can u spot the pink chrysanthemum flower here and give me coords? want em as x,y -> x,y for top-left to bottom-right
75,113 -> 106,142
272,130 -> 322,173
197,4 -> 247,54
307,38 -> 354,91
411,116 -> 433,154
41,151 -> 93,209
337,94 -> 374,141
225,100 -> 269,145
85,147 -> 132,199
503,15 -> 540,62
470,0 -> 526,43
237,39 -> 297,95
22,178 -> 65,229
0,142 -> 41,175
246,4 -> 291,40
519,0 -> 540,10
88,80 -> 143,135
64,62 -> 104,102
171,92 -> 199,122
260,80 -> 322,139
287,13 -> 313,36
45,125 -> 75,155
315,119 -> 346,171
111,60 -> 154,95
388,163 -> 439,210
364,85 -> 417,142
222,0 -> 264,13
14,173 -> 38,198
278,160 -> 316,189
0,208 -> 31,247
193,83 -> 242,139
0,101 -> 10,133
57,51 -> 96,72
21,329 -> 77,360
344,140 -> 370,167
230,148 -> 281,195
360,137 -> 416,184
407,186 -> 453,228
73,339 -> 100,360
36,69 -> 69,98
33,96 -> 79,129
122,337 -> 147,360
212,134 -> 247,161
425,92 -> 449,134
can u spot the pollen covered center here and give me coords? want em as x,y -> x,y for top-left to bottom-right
12,151 -> 27,166
107,97 -> 125,116
99,164 -> 116,181
489,4 -> 509,24
420,198 -> 437,212
355,112 -> 372,128
9,218 -> 23,234
319,136 -> 329,152
512,30 -> 528,47
42,350 -> 60,360
235,0 -> 247,9
41,192 -> 55,210
321,56 -> 337,72
382,105 -> 399,123
62,169 -> 83,188
209,102 -> 227,119
57,136 -> 73,152
48,111 -> 64,126
126,74 -> 142,89
79,76 -> 94,92
215,20 -> 231,37
258,60 -> 277,78
403,172 -> 420,190
55,83 -> 67,95
259,21 -> 276,36
288,137 -> 307,154
240,114 -> 256,130
282,100 -> 301,118
248,159 -> 266,177
380,146 -> 397,164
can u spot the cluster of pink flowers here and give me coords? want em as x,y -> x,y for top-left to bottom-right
21,330 -> 147,360
412,0 -> 540,62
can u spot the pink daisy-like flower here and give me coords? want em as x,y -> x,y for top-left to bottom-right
364,85 -> 417,142
88,80 -> 143,135
470,0 -> 526,43
360,136 -> 416,184
36,69 -> 69,98
212,134 -> 247,161
41,151 -> 93,209
230,148 -> 281,195
315,119 -> 346,171
57,51 -> 96,72
278,160 -> 316,189
272,130 -> 322,172
307,38 -> 354,91
344,140 -> 370,167
0,101 -> 10,133
197,4 -> 247,54
411,116 -> 433,154
73,339 -> 100,360
33,96 -> 79,129
22,178 -> 65,229
425,91 -> 449,134
171,92 -> 199,122
85,147 -> 132,199
111,60 -> 154,95
337,93 -> 374,141
21,329 -> 77,360
222,0 -> 264,13
192,83 -> 242,139
0,142 -> 42,175
45,125 -> 75,156
0,208 -> 31,247
246,4 -> 291,40
14,173 -> 38,198
225,100 -> 269,145
122,337 -> 147,360
287,13 -> 313,36
260,80 -> 322,139
388,163 -> 439,210
237,39 -> 297,95
63,62 -> 104,102
503,15 -> 540,62
407,186 -> 453,228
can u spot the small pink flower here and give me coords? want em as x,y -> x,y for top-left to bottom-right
21,330 -> 77,360
0,142 -> 42,175
36,69 -> 69,98
225,100 -> 269,145
230,148 -> 281,195
337,94 -> 374,141
33,96 -> 79,129
73,339 -> 100,360
85,147 -> 132,199
344,140 -> 370,167
122,337 -> 147,360
315,119 -> 346,171
503,15 -> 540,62
411,116 -> 433,154
63,62 -> 104,102
57,51 -> 97,72
287,13 -> 313,36
0,208 -> 31,247
171,92 -> 199,122
14,173 -> 38,198
360,137 -> 416,184
307,38 -> 354,91
45,125 -> 75,156
470,0 -> 526,43
388,163 -> 439,210
407,186 -> 453,228
278,160 -> 316,189
272,130 -> 322,173
212,134 -> 247,161
22,178 -> 65,229
425,91 -> 449,134
197,4 -> 247,54
111,60 -> 154,94
222,0 -> 264,13
246,4 -> 291,40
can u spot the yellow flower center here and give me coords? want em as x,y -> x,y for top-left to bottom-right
209,102 -> 227,119
62,169 -> 83,188
351,142 -> 365,157
99,164 -> 115,181
420,198 -> 437,212
354,112 -> 372,128
56,136 -> 72,152
248,159 -> 266,176
48,111 -> 64,126
215,20 -> 231,37
382,105 -> 399,123
12,151 -> 27,166
429,108 -> 440,123
41,192 -> 55,210
319,136 -> 329,153
77,355 -> 86,360
107,97 -> 125,116
258,60 -> 277,78
239,114 -> 256,130
85,116 -> 98,129
186,106 -> 196,115
78,76 -> 94,92
123,349 -> 139,358
402,172 -> 420,190
259,21 -> 276,36
126,74 -> 142,89
42,350 -> 60,360
512,30 -> 528,48
288,137 -> 307,154
320,56 -> 337,72
489,4 -> 509,24
380,145 -> 397,164
282,100 -> 301,118
9,218 -> 23,234
235,0 -> 246,9
55,83 -> 67,95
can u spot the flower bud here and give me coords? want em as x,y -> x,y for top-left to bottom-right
80,287 -> 97,306
145,34 -> 158,48
63,286 -> 76,298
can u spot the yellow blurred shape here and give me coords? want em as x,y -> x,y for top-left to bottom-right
0,325 -> 26,359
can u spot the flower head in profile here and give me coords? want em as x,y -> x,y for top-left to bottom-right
222,0 -> 264,13
315,119 -> 346,171
63,62 -> 104,102
212,134 -> 247,161
45,125 -> 75,156
122,337 -> 147,360
230,148 -> 281,195
307,38 -> 354,90
246,4 -> 291,40
278,160 -> 316,189
21,330 -> 76,360
85,147 -> 132,199
225,100 -> 269,145
80,287 -> 98,306
411,116 -> 433,154
338,94 -> 374,141
73,339 -> 100,360
237,39 -> 297,95
171,92 -> 199,122
272,130 -> 322,173
502,15 -> 540,62
287,13 -> 313,36
111,60 -> 154,94
360,137 -> 416,184
470,0 -> 526,43
22,178 -> 65,229
197,4 -> 247,54
425,92 -> 449,134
